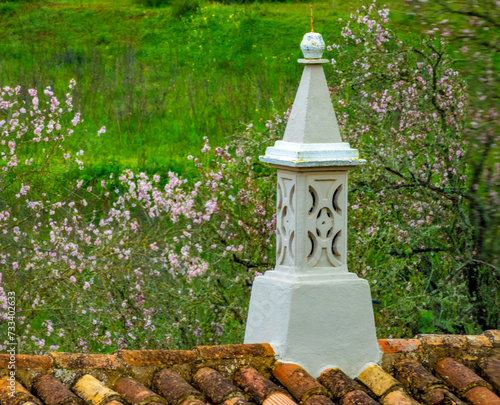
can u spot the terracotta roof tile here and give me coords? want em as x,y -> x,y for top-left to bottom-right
356,364 -> 401,398
380,390 -> 418,405
113,376 -> 166,404
464,386 -> 500,405
1,333 -> 499,405
394,358 -> 444,395
193,367 -> 244,404
302,394 -> 335,405
72,374 -> 123,404
32,374 -> 83,405
377,339 -> 421,354
483,330 -> 500,347
272,362 -> 327,402
479,357 -> 500,392
49,353 -> 124,370
195,344 -> 274,360
417,334 -> 493,350
419,388 -> 466,405
234,366 -> 284,404
0,376 -> 42,405
0,355 -> 52,370
262,392 -> 297,405
340,390 -> 378,405
222,397 -> 252,405
415,334 -> 496,371
317,367 -> 362,401
116,350 -> 198,367
153,368 -> 203,405
435,357 -> 490,394
180,399 -> 206,405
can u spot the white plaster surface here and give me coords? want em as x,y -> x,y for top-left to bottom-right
282,64 -> 342,145
260,157 -> 365,168
298,59 -> 330,64
261,141 -> 364,167
244,270 -> 381,378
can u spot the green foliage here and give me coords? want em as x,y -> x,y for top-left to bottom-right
213,0 -> 301,3
407,0 -> 500,332
134,0 -> 169,7
0,3 -> 17,15
0,0 -> 498,353
0,2 -> 327,171
171,0 -> 201,17
0,0 -> 39,3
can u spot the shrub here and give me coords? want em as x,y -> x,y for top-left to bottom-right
171,0 -> 200,18
0,81 -> 280,352
1,1 -> 496,354
135,0 -> 169,7
405,0 -> 500,331
326,3 -> 498,334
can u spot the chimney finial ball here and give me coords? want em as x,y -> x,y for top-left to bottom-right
300,32 -> 325,59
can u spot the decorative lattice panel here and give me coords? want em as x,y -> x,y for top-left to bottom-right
276,171 -> 347,272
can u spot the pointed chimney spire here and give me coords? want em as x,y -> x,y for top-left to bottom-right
261,32 -> 364,167
283,32 -> 342,144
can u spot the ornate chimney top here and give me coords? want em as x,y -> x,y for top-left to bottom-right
245,30 -> 380,378
259,32 -> 365,167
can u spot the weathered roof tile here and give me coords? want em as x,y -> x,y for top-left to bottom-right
483,330 -> 500,347
340,390 -> 378,405
49,353 -> 124,370
357,364 -> 401,398
113,377 -> 166,404
0,376 -> 42,405
32,374 -> 83,405
463,386 -> 500,405
479,357 -> 500,392
302,394 -> 335,405
394,358 -> 444,395
0,355 -> 52,371
195,344 -> 274,360
234,366 -> 283,404
317,367 -> 362,401
435,357 -> 490,394
153,368 -> 203,405
377,339 -> 421,354
180,399 -> 206,405
72,374 -> 123,405
419,388 -> 466,405
193,367 -> 244,404
222,397 -> 252,405
272,362 -> 327,402
0,333 -> 499,405
116,350 -> 199,367
417,334 -> 493,349
380,390 -> 418,405
262,392 -> 297,405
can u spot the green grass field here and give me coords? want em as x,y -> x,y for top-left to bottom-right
0,0 -> 423,177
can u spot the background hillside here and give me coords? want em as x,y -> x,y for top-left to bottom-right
0,0 -> 416,176
0,0 -> 498,352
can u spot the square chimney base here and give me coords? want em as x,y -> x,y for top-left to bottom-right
244,270 -> 381,378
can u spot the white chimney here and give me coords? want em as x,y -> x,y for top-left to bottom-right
244,31 -> 381,378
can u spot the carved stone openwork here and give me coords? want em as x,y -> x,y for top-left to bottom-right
306,174 -> 346,269
276,170 -> 347,273
276,173 -> 296,267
